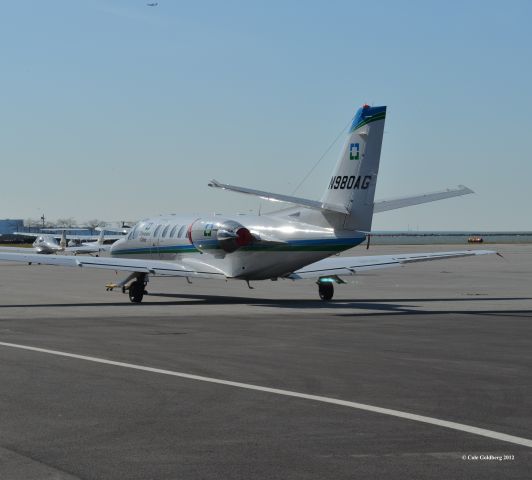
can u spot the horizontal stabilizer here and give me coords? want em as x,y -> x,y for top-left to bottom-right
374,185 -> 473,213
210,180 -> 474,216
208,179 -> 348,214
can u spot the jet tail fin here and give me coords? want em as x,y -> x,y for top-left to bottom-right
59,230 -> 67,250
320,105 -> 387,231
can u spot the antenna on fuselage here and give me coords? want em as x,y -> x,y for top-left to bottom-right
291,115 -> 352,195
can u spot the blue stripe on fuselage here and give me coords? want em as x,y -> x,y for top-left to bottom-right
111,236 -> 365,256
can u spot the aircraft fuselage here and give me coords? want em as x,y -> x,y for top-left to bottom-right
110,213 -> 366,280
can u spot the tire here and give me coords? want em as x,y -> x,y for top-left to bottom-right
129,280 -> 144,303
318,282 -> 334,301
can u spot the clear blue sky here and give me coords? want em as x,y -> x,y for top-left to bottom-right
1,0 -> 531,230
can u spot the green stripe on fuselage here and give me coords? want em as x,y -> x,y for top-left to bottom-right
111,241 -> 360,256
112,245 -> 199,255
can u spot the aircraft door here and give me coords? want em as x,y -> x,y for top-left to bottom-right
158,224 -> 171,259
151,224 -> 162,257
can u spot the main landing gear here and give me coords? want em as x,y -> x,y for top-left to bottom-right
128,278 -> 146,303
316,276 -> 343,301
318,281 -> 334,301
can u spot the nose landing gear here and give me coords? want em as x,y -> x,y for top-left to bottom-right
106,272 -> 148,303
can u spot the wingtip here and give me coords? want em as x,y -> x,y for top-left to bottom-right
458,185 -> 475,194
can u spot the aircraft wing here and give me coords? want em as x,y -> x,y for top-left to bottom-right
13,232 -> 41,238
96,227 -> 130,234
13,232 -> 123,241
0,252 -> 226,279
0,245 -> 112,255
0,246 -> 35,254
63,245 -> 111,254
288,249 -> 495,279
66,234 -> 124,241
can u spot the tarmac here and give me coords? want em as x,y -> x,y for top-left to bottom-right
0,244 -> 531,479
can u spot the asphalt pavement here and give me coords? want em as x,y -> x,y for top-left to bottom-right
0,244 -> 531,479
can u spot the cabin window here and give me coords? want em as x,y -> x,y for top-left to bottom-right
162,225 -> 170,238
169,225 -> 178,237
178,225 -> 186,238
153,225 -> 162,237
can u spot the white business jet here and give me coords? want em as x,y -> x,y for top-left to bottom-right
0,105 -> 493,302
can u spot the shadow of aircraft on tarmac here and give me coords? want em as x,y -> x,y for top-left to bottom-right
0,293 -> 531,317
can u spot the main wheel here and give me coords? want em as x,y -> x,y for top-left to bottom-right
129,280 -> 145,303
318,282 -> 334,301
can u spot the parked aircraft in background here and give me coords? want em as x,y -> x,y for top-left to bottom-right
96,223 -> 132,236
3,229 -> 119,255
0,105 -> 494,302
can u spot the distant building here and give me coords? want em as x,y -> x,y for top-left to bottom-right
0,219 -> 24,235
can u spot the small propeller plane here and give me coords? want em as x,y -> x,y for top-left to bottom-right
0,105 -> 494,302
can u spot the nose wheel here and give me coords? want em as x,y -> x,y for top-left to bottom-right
318,282 -> 334,301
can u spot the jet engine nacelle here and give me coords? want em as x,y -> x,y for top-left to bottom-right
188,218 -> 253,253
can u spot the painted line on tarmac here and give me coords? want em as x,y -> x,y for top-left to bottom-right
1,340 -> 531,449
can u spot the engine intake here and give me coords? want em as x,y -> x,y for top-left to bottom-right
188,218 -> 253,253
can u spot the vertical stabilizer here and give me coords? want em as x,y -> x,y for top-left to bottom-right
320,104 -> 386,231
59,230 -> 67,250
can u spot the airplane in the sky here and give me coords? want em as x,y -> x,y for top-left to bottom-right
0,105 -> 494,302
146,2 -> 158,6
